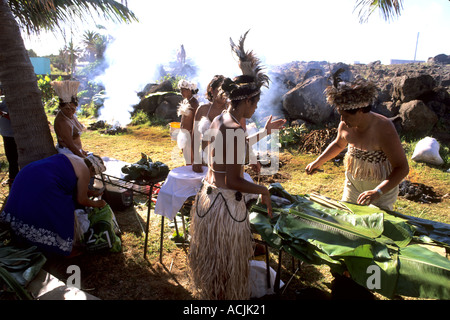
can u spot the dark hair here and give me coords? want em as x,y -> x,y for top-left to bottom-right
205,75 -> 225,102
341,105 -> 372,114
84,158 -> 93,170
221,75 -> 260,107
59,96 -> 78,108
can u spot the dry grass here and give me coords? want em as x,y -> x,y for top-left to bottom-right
0,116 -> 448,300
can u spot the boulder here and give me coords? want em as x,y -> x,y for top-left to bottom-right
282,75 -> 333,124
373,101 -> 398,118
392,74 -> 435,102
427,54 -> 450,65
303,68 -> 324,81
399,100 -> 438,136
154,100 -> 179,121
134,91 -> 182,120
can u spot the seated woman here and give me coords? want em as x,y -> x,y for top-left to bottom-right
0,153 -> 106,257
51,80 -> 88,158
176,79 -> 199,164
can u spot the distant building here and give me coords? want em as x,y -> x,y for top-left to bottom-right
30,57 -> 51,75
390,59 -> 425,65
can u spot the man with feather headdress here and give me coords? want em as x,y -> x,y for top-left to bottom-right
188,31 -> 285,300
305,70 -> 409,211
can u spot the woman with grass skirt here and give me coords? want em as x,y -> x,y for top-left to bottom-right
188,31 -> 285,300
305,71 -> 409,211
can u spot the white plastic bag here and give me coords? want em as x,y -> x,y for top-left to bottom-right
249,260 -> 284,298
411,137 -> 444,165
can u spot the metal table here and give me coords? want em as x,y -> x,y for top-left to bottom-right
96,172 -> 167,259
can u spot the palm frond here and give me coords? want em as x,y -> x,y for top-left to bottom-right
354,0 -> 403,23
8,0 -> 138,35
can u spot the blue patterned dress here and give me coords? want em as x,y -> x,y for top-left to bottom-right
0,154 -> 78,256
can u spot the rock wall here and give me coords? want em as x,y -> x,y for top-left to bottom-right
273,54 -> 450,143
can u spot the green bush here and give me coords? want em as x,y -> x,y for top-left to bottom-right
37,74 -> 62,106
279,124 -> 308,149
130,110 -> 150,126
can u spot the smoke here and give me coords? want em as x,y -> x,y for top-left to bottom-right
94,20 -> 244,126
92,0 -> 305,127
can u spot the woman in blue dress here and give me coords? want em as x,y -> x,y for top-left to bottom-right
0,153 -> 106,256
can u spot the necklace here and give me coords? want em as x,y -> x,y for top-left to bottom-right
228,112 -> 243,129
58,110 -> 84,133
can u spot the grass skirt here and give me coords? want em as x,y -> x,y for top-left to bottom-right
188,180 -> 253,300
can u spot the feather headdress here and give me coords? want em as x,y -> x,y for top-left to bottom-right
226,30 -> 269,100
51,80 -> 80,104
324,69 -> 377,110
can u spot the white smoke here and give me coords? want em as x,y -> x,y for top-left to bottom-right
95,0 -> 440,127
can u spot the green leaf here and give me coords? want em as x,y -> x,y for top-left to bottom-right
0,266 -> 33,300
396,245 -> 450,299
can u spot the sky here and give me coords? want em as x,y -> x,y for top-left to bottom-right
23,0 -> 450,65
21,0 -> 450,125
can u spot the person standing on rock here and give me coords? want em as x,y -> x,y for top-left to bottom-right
305,72 -> 409,211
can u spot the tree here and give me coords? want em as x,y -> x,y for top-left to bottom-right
0,0 -> 137,168
64,40 -> 82,78
81,30 -> 100,62
354,0 -> 404,23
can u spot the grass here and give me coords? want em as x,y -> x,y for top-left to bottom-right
0,113 -> 448,300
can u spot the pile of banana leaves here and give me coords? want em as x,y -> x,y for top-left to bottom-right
0,223 -> 46,299
250,183 -> 450,299
121,153 -> 169,181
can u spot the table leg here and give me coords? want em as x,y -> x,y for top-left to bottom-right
143,184 -> 154,260
275,249 -> 282,293
160,215 -> 165,263
265,243 -> 271,289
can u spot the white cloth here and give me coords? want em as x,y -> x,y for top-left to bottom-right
249,260 -> 284,298
154,165 -> 254,220
154,166 -> 207,220
101,157 -> 129,179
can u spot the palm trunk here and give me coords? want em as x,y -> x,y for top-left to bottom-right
0,0 -> 56,169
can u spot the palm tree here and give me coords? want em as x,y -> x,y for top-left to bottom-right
354,0 -> 404,23
64,40 -> 82,78
82,30 -> 100,62
0,0 -> 137,168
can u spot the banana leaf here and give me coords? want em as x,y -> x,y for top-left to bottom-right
249,183 -> 450,299
0,265 -> 33,300
396,245 -> 450,299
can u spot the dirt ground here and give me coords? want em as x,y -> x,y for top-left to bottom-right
41,192 -> 341,301
0,160 -> 390,301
